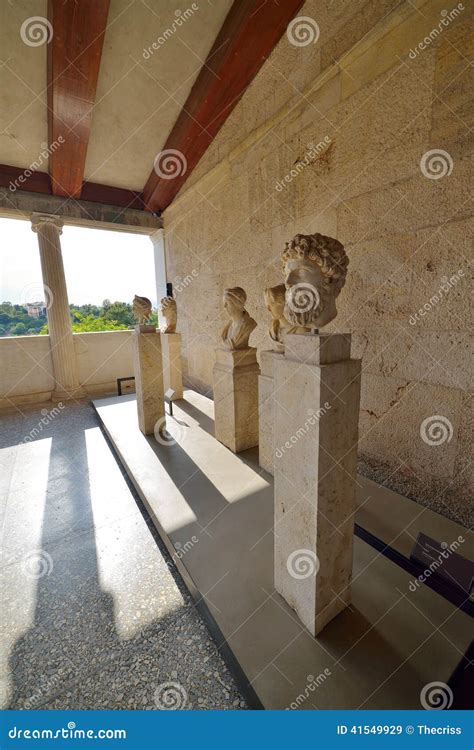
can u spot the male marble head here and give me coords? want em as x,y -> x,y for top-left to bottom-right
281,233 -> 349,329
133,295 -> 152,325
160,296 -> 177,333
221,286 -> 257,350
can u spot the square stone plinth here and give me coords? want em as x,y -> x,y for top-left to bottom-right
213,347 -> 260,453
274,333 -> 361,637
258,350 -> 284,475
161,332 -> 183,399
132,330 -> 165,436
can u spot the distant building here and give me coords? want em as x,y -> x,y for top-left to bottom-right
26,302 -> 46,318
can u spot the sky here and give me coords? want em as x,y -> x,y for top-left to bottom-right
0,218 -> 158,306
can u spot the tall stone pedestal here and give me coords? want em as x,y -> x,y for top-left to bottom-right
274,333 -> 361,637
213,347 -> 260,453
132,329 -> 165,436
258,350 -> 284,475
161,332 -> 183,399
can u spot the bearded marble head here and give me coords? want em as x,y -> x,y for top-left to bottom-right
281,233 -> 348,329
160,296 -> 177,333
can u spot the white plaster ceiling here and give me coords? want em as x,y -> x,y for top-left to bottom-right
0,0 -> 233,191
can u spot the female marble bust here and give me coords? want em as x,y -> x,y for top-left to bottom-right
221,287 -> 257,350
264,284 -> 310,351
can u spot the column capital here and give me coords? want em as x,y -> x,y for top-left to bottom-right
31,213 -> 64,234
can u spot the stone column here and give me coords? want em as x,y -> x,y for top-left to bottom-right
161,332 -> 183,399
132,328 -> 165,435
31,214 -> 85,400
213,347 -> 260,453
274,333 -> 361,637
258,350 -> 284,475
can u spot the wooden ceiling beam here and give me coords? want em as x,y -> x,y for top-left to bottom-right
143,0 -> 304,213
0,164 -> 144,210
47,0 -> 111,198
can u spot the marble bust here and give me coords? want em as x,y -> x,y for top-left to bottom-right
221,287 -> 257,350
281,233 -> 349,330
160,296 -> 177,333
264,284 -> 310,351
133,294 -> 152,325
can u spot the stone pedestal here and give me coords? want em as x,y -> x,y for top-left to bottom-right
161,332 -> 183,399
132,329 -> 165,435
258,350 -> 284,475
31,214 -> 85,401
213,347 -> 260,453
274,333 -> 361,637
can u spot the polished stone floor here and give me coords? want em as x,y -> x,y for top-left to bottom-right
0,400 -> 246,710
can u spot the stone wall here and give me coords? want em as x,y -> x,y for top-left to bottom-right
163,0 -> 473,526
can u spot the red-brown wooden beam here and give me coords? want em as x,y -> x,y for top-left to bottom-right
143,0 -> 304,212
47,0 -> 111,198
0,164 -> 144,210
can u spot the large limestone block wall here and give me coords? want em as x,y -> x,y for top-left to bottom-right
163,0 -> 473,526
